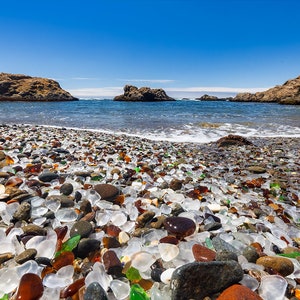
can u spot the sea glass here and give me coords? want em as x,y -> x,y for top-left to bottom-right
129,284 -> 150,300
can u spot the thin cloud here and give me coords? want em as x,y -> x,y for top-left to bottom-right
71,77 -> 103,80
165,86 -> 268,93
69,87 -> 123,97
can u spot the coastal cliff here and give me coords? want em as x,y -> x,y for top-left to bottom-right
114,85 -> 175,102
0,73 -> 78,101
234,75 -> 300,105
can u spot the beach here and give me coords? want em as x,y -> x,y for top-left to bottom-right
0,123 -> 299,299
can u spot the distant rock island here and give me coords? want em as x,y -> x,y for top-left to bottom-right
195,94 -> 231,101
233,75 -> 300,105
114,85 -> 175,101
0,73 -> 78,101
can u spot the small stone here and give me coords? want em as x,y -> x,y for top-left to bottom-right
0,252 -> 14,264
217,284 -> 263,300
212,236 -> 239,255
204,221 -> 222,231
216,135 -> 253,147
216,250 -> 238,262
102,250 -> 123,277
170,261 -> 243,300
164,216 -> 196,239
22,224 -> 46,236
192,244 -> 216,262
15,249 -> 37,264
150,215 -> 166,229
247,166 -> 266,174
0,171 -> 10,179
243,246 -> 259,263
15,273 -> 44,300
137,211 -> 155,227
38,171 -> 59,182
70,221 -> 93,238
94,183 -> 120,202
256,256 -> 294,276
13,202 -> 31,221
169,178 -> 183,191
76,238 -> 100,259
79,199 -> 92,214
60,182 -> 74,195
84,282 -> 108,300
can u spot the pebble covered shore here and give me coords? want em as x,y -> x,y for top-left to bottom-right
0,124 -> 299,300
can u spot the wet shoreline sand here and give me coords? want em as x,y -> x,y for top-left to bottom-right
0,124 -> 299,299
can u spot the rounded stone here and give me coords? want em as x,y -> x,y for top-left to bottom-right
217,284 -> 263,300
15,248 -> 37,264
256,256 -> 294,276
22,224 -> 46,236
76,238 -> 100,259
216,250 -> 238,262
38,171 -> 59,182
170,261 -> 244,300
94,183 -> 120,201
60,182 -> 74,195
164,216 -> 196,239
13,202 -> 31,221
70,220 -> 93,238
169,178 -> 183,191
243,245 -> 259,263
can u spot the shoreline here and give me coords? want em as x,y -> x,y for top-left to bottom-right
0,124 -> 299,299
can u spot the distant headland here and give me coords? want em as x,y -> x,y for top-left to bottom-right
0,73 -> 78,101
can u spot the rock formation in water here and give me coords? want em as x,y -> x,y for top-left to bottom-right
195,94 -> 219,101
0,73 -> 78,101
234,75 -> 300,105
114,85 -> 175,101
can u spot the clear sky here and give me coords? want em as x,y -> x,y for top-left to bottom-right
1,0 -> 300,99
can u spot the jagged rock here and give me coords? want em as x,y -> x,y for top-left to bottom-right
234,75 -> 300,105
114,85 -> 175,101
0,73 -> 78,101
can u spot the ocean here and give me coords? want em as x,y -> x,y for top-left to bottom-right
0,99 -> 299,143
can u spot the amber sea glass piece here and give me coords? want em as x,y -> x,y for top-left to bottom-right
15,273 -> 44,300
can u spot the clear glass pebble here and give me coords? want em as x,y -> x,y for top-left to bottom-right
239,274 -> 259,291
131,251 -> 156,273
55,208 -> 78,222
258,275 -> 287,300
158,243 -> 179,262
110,279 -> 130,299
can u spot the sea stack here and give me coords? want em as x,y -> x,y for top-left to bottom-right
0,73 -> 78,101
114,85 -> 175,101
233,75 -> 300,105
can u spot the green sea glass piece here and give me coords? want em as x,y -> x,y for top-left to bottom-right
278,252 -> 300,258
205,237 -> 214,250
0,295 -> 8,300
55,234 -> 81,257
129,284 -> 150,300
126,267 -> 142,281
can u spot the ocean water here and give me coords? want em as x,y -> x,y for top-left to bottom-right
0,99 -> 299,143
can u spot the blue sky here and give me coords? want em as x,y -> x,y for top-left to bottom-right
1,0 -> 300,98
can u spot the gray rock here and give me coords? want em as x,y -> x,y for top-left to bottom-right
70,220 -> 92,238
212,236 -> 240,255
170,261 -> 243,300
15,248 -> 37,264
13,202 -> 31,221
76,238 -> 101,259
60,182 -> 74,195
204,221 -> 222,231
84,282 -> 108,300
247,166 -> 267,174
38,171 -> 59,182
242,245 -> 259,263
22,224 -> 46,236
216,250 -> 238,262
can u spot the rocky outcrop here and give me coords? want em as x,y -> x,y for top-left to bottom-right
233,75 -> 300,105
0,73 -> 78,101
114,85 -> 175,102
196,94 -> 219,101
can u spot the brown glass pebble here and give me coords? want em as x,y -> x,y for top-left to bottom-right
102,236 -> 121,249
60,277 -> 85,298
164,216 -> 196,239
102,250 -> 123,276
52,251 -> 75,270
15,273 -> 44,300
106,224 -> 122,237
159,235 -> 179,245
